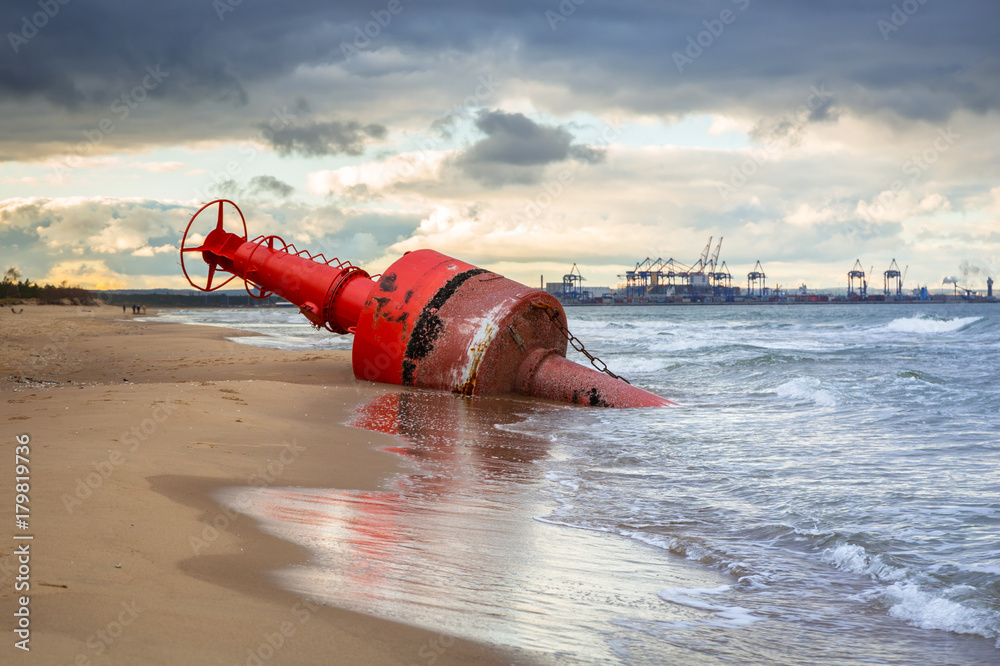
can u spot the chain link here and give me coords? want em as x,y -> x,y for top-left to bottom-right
533,302 -> 631,385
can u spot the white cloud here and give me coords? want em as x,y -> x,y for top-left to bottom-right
855,190 -> 950,224
130,243 -> 176,257
785,203 -> 834,227
989,186 -> 1000,215
370,203 -> 662,275
306,150 -> 452,196
707,115 -> 750,136
0,196 -> 191,254
42,260 -> 128,289
42,259 -> 191,290
132,161 -> 186,172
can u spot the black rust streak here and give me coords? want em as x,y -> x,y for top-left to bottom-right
588,387 -> 609,407
378,272 -> 398,292
401,268 -> 488,386
372,296 -> 391,320
402,359 -> 418,386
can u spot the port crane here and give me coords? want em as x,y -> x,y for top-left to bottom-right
695,236 -> 713,272
747,260 -> 766,299
848,260 -> 867,299
884,259 -> 903,298
562,264 -> 585,299
707,237 -> 723,273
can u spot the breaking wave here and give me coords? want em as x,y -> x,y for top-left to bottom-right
885,315 -> 981,334
823,544 -> 1000,645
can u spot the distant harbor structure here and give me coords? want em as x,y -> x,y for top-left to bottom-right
542,238 -> 997,305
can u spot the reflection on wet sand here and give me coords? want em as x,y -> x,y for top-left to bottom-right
217,390 -> 729,663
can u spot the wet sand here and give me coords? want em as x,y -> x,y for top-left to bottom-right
0,304 -> 529,664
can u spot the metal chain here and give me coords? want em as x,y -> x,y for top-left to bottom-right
533,302 -> 631,385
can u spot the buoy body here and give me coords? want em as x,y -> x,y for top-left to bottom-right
352,249 -> 566,395
180,201 -> 674,408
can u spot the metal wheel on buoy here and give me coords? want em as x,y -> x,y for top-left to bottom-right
179,199 -> 247,292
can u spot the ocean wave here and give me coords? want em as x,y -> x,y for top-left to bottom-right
657,585 -> 761,627
821,543 -> 908,582
885,315 -> 981,334
880,582 -> 999,644
825,543 -> 1000,644
226,334 -> 352,350
582,355 -> 676,376
895,369 -> 945,384
774,377 -> 837,407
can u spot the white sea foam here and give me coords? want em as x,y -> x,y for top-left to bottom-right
885,315 -> 980,334
658,585 -> 732,610
658,585 -> 760,627
821,543 -> 908,581
827,544 -> 1000,644
774,377 -> 836,407
226,334 -> 352,350
581,354 -> 674,376
880,582 -> 999,643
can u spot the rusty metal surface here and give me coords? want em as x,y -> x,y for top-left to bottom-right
518,353 -> 677,408
352,250 -> 569,397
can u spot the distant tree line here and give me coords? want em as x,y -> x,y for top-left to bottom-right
100,292 -> 273,308
2,267 -> 98,305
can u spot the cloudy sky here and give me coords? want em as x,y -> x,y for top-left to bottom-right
1,0 -> 998,292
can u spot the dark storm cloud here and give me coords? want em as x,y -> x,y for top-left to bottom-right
249,175 -> 294,198
455,110 -> 605,186
568,145 -> 605,164
464,111 -> 574,166
0,0 -> 996,154
261,119 -> 387,157
208,175 -> 294,200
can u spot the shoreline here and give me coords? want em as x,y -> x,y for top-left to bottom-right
0,304 -> 532,664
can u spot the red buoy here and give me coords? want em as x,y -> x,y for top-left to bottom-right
180,200 -> 674,408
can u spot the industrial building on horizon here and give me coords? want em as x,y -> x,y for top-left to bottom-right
542,237 -> 997,305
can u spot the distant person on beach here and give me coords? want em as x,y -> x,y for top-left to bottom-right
123,304 -> 126,314
141,305 -> 147,315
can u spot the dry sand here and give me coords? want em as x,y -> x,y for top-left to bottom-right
0,304 -> 531,665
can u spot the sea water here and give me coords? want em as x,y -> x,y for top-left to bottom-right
168,304 -> 1000,663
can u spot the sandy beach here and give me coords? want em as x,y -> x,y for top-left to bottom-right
0,304 -> 530,665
